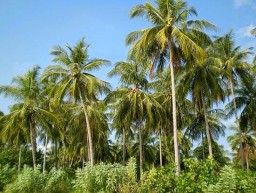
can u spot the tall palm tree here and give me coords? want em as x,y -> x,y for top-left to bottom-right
227,76 -> 256,134
150,69 -> 192,166
180,55 -> 225,159
212,31 -> 252,168
126,0 -> 216,174
228,125 -> 256,171
106,60 -> 162,179
42,38 -> 110,165
0,66 -> 55,170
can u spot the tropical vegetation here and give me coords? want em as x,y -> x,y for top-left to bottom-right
0,0 -> 256,192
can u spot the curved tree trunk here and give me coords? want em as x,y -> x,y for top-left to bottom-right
79,89 -> 94,165
201,94 -> 213,159
230,79 -> 245,170
29,120 -> 37,170
169,42 -> 180,175
43,135 -> 48,173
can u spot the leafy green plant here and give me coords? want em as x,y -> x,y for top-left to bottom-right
140,165 -> 177,193
73,158 -> 138,193
177,158 -> 218,193
0,165 -> 17,192
45,169 -> 72,193
4,166 -> 46,193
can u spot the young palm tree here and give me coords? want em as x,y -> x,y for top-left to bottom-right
0,66 -> 55,169
106,60 -> 162,179
0,108 -> 28,172
126,0 -> 216,174
42,38 -> 110,165
228,125 -> 256,171
185,109 -> 226,160
227,76 -> 256,135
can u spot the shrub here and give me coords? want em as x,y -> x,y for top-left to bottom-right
73,158 -> 138,193
45,169 -> 72,193
140,165 -> 177,193
0,165 -> 17,192
4,166 -> 46,193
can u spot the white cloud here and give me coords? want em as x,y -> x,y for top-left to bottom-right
234,0 -> 256,8
236,24 -> 256,38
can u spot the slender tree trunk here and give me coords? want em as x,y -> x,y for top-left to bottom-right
169,42 -> 180,175
29,120 -> 37,170
230,79 -> 245,170
201,94 -> 213,159
122,127 -> 126,165
18,144 -> 22,173
78,89 -> 94,165
159,129 -> 163,167
43,135 -> 48,173
246,157 -> 249,171
139,124 -> 143,180
54,140 -> 58,168
201,131 -> 205,161
69,157 -> 74,168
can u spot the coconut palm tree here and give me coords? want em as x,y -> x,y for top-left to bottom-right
228,125 -> 256,170
126,0 -> 216,174
0,66 -> 55,170
185,108 -> 226,160
212,31 -> 252,168
180,54 -> 225,159
106,60 -> 163,179
0,109 -> 28,172
42,38 -> 110,165
227,76 -> 256,135
150,69 -> 192,166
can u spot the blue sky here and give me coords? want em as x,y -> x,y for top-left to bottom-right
0,0 -> 255,151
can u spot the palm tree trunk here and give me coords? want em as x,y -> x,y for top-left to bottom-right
122,127 -> 126,165
43,135 -> 48,173
169,42 -> 180,175
201,94 -> 213,159
78,89 -> 94,165
246,157 -> 249,171
230,79 -> 245,170
18,144 -> 22,173
201,131 -> 205,160
29,120 -> 37,170
139,124 -> 143,180
54,140 -> 58,168
159,129 -> 163,167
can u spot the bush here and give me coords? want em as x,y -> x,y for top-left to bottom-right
0,165 -> 17,192
205,166 -> 256,193
140,165 -> 177,193
73,158 -> 138,193
45,169 -> 72,193
176,158 -> 217,193
4,166 -> 46,193
3,166 -> 71,193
